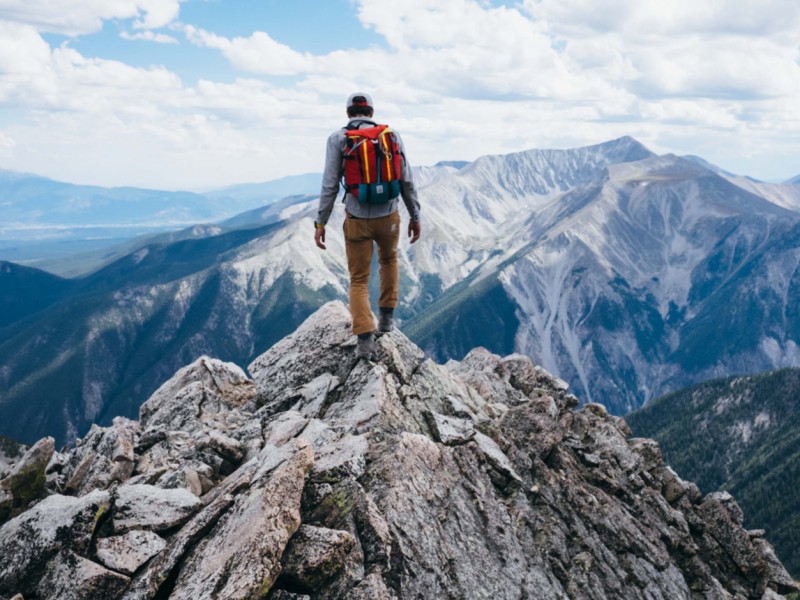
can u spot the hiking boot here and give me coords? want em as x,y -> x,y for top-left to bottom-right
378,308 -> 394,333
356,333 -> 377,361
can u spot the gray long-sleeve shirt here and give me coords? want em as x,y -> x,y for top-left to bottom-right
316,117 -> 420,225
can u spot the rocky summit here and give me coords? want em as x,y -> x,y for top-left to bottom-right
0,302 -> 796,600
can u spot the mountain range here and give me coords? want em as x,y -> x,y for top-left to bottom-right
627,368 -> 800,577
405,141 -> 800,413
2,136 -> 800,447
0,168 -> 321,271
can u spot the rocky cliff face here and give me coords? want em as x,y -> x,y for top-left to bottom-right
0,302 -> 796,600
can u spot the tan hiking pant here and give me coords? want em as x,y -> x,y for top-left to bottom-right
343,210 -> 401,335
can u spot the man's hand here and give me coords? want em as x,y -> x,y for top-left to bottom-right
408,220 -> 421,244
314,224 -> 326,250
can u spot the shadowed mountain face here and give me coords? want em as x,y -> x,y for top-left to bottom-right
0,262 -> 75,328
0,303 -> 795,599
2,137 -> 800,446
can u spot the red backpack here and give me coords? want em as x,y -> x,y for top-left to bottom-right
342,124 -> 404,204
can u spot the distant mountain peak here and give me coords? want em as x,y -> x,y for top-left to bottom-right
433,160 -> 470,169
585,135 -> 655,162
0,167 -> 50,183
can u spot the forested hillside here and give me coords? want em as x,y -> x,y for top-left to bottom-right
627,369 -> 800,577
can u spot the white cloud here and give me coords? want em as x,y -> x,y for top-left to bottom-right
0,0 -> 799,187
0,20 -> 184,141
524,0 -> 800,37
182,3 -> 605,104
0,0 -> 184,35
184,25 -> 313,76
631,38 -> 800,100
120,30 -> 179,44
130,0 -> 183,30
0,21 -> 61,107
188,0 -> 800,109
358,0 -> 534,50
0,130 -> 14,155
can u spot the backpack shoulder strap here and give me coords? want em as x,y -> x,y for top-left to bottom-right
344,119 -> 378,132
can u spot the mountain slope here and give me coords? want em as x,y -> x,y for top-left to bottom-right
0,303 -> 795,599
626,368 -> 800,577
405,136 -> 655,286
0,221 -> 344,445
0,262 -> 75,328
409,151 -> 800,413
723,176 -> 800,212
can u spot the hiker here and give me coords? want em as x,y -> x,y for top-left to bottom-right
314,92 -> 421,360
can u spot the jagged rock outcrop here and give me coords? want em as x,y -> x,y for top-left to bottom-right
0,301 -> 796,599
0,437 -> 53,523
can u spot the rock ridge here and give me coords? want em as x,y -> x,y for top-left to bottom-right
0,301 -> 796,599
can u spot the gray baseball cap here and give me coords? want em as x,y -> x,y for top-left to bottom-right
346,92 -> 373,110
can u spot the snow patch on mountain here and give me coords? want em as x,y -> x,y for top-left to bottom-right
230,213 -> 348,296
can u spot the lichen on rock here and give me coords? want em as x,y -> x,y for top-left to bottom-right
0,436 -> 54,523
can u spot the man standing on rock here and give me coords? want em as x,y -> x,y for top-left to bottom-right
314,92 -> 421,360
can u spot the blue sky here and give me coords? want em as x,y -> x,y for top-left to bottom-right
0,0 -> 798,189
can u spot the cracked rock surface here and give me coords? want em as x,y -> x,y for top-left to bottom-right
0,301 -> 796,599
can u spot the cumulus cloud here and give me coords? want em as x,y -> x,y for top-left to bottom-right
523,0 -> 800,102
0,0 -> 184,35
189,0 -> 800,108
0,28 -> 181,113
184,25 -> 313,76
130,0 -> 183,30
182,2 -> 604,104
524,0 -> 800,37
0,22 -> 61,107
0,0 -> 798,187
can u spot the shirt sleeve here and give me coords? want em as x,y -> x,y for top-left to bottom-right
316,131 -> 343,225
395,132 -> 421,222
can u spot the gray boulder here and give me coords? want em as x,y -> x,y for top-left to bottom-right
59,418 -> 138,497
95,530 -> 166,575
167,439 -> 314,599
0,490 -> 110,596
139,356 -> 256,433
112,484 -> 202,533
0,436 -> 54,522
281,524 -> 357,591
36,550 -> 130,600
